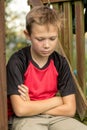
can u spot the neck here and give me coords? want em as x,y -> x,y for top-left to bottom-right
30,48 -> 48,68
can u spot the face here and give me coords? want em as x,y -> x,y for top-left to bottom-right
28,23 -> 58,59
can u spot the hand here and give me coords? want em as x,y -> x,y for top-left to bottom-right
18,84 -> 30,101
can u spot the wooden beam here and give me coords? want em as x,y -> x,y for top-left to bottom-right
63,2 -> 73,64
0,0 -> 8,130
41,0 -> 80,4
57,39 -> 87,120
28,0 -> 43,6
28,0 -> 80,6
75,1 -> 86,93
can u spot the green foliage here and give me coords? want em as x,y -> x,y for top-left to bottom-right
5,0 -> 30,62
75,113 -> 87,125
5,2 -> 21,46
6,37 -> 31,62
5,0 -> 12,6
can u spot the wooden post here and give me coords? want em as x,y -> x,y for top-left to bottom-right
63,2 -> 73,64
75,1 -> 86,93
0,0 -> 8,130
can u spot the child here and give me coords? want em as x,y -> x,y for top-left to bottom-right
7,5 -> 87,130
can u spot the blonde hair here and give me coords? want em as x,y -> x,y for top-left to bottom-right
26,6 -> 63,35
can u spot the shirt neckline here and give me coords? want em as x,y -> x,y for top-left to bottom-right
29,46 -> 51,70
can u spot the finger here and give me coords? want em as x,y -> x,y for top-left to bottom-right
18,85 -> 28,94
21,84 -> 29,92
18,89 -> 29,101
18,84 -> 30,101
18,89 -> 26,97
18,86 -> 30,101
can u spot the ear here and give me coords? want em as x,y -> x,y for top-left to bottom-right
23,30 -> 31,40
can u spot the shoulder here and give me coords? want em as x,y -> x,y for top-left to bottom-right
51,51 -> 68,70
7,46 -> 30,66
6,46 -> 31,73
51,51 -> 66,62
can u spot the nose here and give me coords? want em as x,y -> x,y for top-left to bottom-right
43,39 -> 49,49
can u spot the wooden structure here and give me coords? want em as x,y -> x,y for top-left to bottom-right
0,0 -> 8,130
0,0 -> 87,130
28,0 -> 87,120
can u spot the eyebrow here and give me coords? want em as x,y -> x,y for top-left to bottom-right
35,35 -> 58,39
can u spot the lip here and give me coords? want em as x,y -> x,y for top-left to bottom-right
41,51 -> 50,54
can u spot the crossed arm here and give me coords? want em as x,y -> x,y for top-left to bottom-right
10,84 -> 76,117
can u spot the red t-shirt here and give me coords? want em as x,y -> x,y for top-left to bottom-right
24,60 -> 58,101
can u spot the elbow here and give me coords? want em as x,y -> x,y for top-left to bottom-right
13,107 -> 34,117
69,111 -> 76,117
66,101 -> 76,117
15,112 -> 23,117
68,107 -> 76,117
13,106 -> 26,117
14,108 -> 23,117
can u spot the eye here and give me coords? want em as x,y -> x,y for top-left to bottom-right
36,38 -> 45,41
49,37 -> 57,41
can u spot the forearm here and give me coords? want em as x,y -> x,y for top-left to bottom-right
25,96 -> 63,116
22,98 -> 58,116
42,94 -> 76,117
11,84 -> 64,117
10,95 -> 61,117
43,103 -> 76,117
15,84 -> 74,117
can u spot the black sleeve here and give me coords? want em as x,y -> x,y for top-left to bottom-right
6,53 -> 24,96
58,57 -> 76,97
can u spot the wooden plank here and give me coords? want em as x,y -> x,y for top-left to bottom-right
63,2 -> 73,64
52,3 -> 63,54
41,0 -> 80,4
75,1 -> 86,93
28,0 -> 80,5
57,39 -> 87,120
28,0 -> 43,6
0,0 -> 8,130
